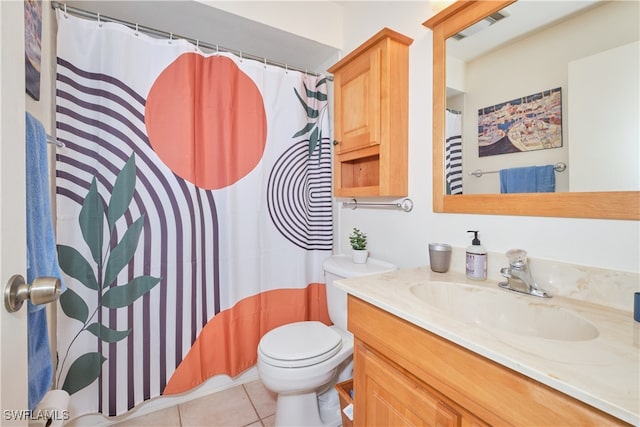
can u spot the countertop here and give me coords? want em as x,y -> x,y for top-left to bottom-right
334,267 -> 640,425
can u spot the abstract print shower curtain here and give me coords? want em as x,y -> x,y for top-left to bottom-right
55,11 -> 333,417
445,110 -> 463,195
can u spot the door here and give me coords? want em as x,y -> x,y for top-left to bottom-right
332,45 -> 381,154
354,342 -> 461,427
0,1 -> 29,425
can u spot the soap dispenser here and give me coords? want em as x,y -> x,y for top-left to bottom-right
466,230 -> 487,280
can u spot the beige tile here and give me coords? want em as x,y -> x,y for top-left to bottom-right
260,414 -> 275,427
243,380 -> 277,419
244,380 -> 278,418
179,385 -> 259,427
111,405 -> 181,427
242,421 -> 263,427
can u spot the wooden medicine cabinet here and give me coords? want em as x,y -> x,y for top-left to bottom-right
328,28 -> 413,197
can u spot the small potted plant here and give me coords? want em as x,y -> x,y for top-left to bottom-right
349,227 -> 368,264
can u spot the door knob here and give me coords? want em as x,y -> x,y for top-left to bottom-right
4,274 -> 61,313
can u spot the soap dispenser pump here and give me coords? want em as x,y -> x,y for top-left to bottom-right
466,230 -> 487,280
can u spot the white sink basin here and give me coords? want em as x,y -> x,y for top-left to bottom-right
410,282 -> 599,341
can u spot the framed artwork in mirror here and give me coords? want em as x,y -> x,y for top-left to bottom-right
25,0 -> 43,101
478,87 -> 562,157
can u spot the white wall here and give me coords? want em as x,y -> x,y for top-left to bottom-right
569,41 -> 640,192
333,1 -> 639,275
199,1 -> 344,50
446,56 -> 465,94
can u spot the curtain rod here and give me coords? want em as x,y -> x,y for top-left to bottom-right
50,1 -> 331,80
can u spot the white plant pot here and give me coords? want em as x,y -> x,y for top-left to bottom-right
352,249 -> 368,264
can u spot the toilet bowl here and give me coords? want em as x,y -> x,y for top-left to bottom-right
257,255 -> 397,427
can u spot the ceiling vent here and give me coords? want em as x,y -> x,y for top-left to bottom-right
451,10 -> 508,40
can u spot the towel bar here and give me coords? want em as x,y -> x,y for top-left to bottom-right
46,134 -> 65,148
469,162 -> 566,178
342,198 -> 413,212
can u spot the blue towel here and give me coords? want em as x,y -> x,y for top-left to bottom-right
535,165 -> 556,193
500,165 -> 556,193
25,112 -> 66,410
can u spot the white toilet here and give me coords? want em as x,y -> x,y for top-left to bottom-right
257,254 -> 397,427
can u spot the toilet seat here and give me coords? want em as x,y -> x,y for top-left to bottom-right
258,321 -> 342,368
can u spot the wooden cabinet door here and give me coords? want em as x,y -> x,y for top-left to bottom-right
333,44 -> 381,154
354,342 -> 461,427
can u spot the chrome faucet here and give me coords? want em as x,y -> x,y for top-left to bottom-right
499,249 -> 551,298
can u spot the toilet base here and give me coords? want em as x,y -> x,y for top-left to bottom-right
271,374 -> 345,427
275,391 -> 325,427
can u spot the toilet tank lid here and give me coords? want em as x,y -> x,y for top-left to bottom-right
323,254 -> 397,279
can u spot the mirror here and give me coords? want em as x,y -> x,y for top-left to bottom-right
446,1 -> 638,195
424,1 -> 639,220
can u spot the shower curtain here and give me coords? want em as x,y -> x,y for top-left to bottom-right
445,110 -> 463,195
54,11 -> 333,418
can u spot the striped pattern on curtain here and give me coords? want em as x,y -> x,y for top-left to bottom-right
446,110 -> 463,195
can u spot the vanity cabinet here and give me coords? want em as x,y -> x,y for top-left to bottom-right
355,341 -> 485,427
327,28 -> 412,197
348,295 -> 630,427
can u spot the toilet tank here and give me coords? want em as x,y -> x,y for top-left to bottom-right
322,255 -> 397,330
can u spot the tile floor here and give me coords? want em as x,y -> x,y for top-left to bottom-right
113,380 -> 277,427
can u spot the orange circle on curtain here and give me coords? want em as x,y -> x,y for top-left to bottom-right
145,53 -> 267,190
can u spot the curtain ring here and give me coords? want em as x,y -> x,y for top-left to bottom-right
239,50 -> 243,62
216,44 -> 219,55
195,39 -> 199,51
264,58 -> 267,69
97,13 -> 102,28
168,32 -> 173,44
63,3 -> 68,18
285,64 -> 288,74
135,23 -> 139,36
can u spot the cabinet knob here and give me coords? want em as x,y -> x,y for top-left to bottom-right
332,140 -> 339,146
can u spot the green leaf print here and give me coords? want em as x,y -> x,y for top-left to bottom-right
103,215 -> 145,288
292,122 -> 315,139
107,154 -> 137,231
58,154 -> 161,396
294,88 -> 319,118
57,244 -> 99,290
79,178 -> 105,265
102,276 -> 161,309
292,79 -> 328,159
303,82 -> 327,101
61,352 -> 107,395
59,288 -> 89,323
86,323 -> 132,343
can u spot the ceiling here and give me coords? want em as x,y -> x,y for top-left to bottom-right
63,1 -> 340,72
446,0 -> 600,62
